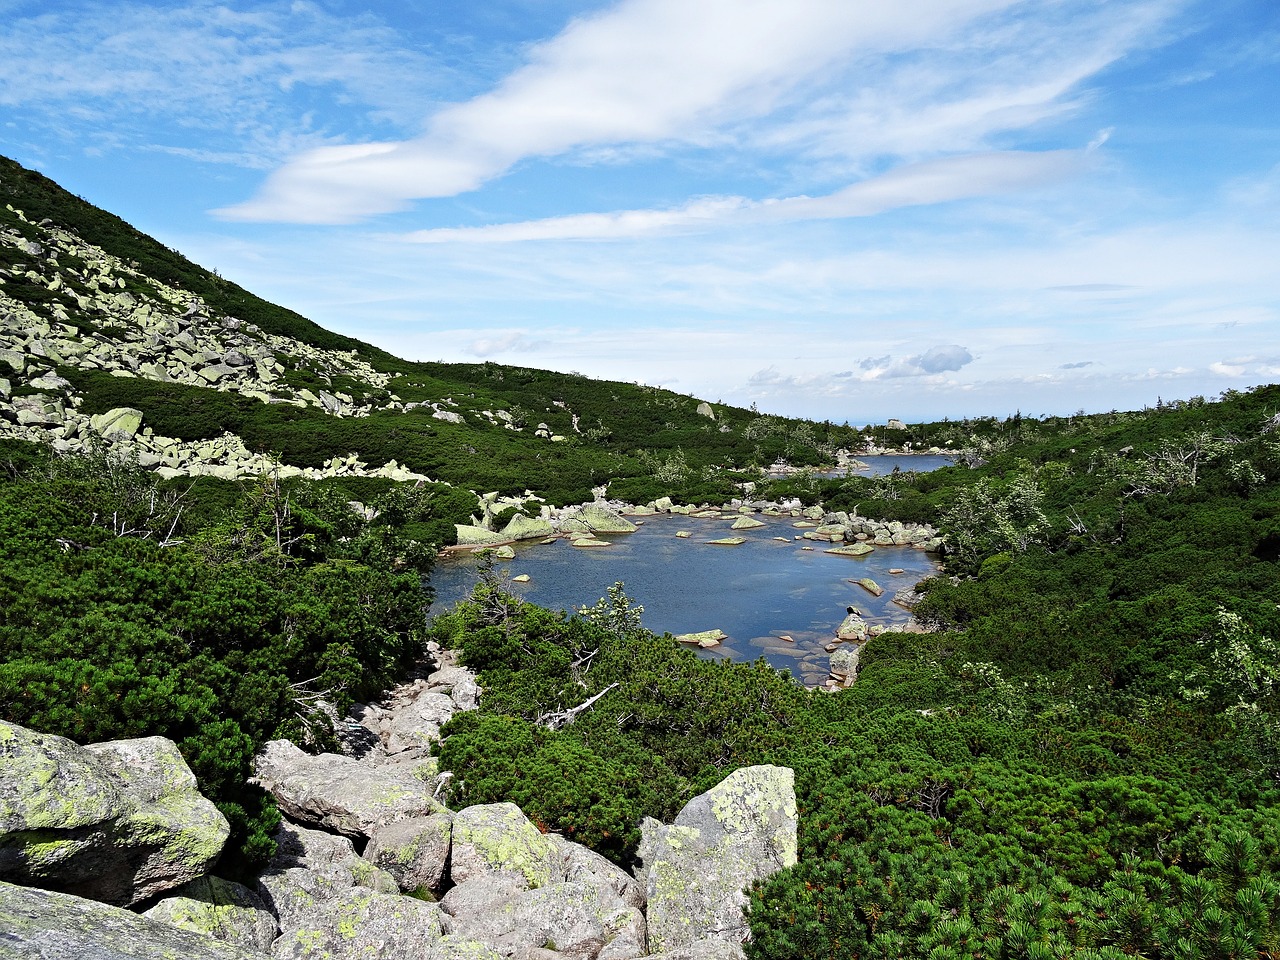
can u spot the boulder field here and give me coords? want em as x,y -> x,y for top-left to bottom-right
1,645 -> 798,960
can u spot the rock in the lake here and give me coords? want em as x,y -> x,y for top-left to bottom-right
853,577 -> 884,597
836,608 -> 868,642
825,542 -> 874,557
0,720 -> 228,906
501,513 -> 556,541
674,629 -> 728,648
454,524 -> 508,546
560,504 -> 637,535
639,765 -> 797,954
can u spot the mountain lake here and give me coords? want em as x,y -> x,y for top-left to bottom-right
430,456 -> 951,685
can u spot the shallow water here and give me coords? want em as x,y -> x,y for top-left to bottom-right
829,453 -> 956,476
430,513 -> 940,685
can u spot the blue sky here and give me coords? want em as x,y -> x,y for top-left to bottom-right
3,0 -> 1278,423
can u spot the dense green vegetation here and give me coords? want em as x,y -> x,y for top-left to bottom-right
0,439 -> 451,870
425,385 -> 1280,960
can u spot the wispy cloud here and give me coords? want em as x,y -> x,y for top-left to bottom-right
468,331 -> 551,356
399,151 -> 1086,242
0,0 -> 447,166
222,0 -> 1176,223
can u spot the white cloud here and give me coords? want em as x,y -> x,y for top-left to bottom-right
400,150 -> 1086,242
222,0 -> 1175,223
0,1 -> 447,166
468,331 -> 551,356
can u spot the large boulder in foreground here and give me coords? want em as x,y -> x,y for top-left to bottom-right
251,739 -> 445,837
0,720 -> 228,906
254,820 -> 496,960
0,879 -> 263,960
638,765 -> 797,955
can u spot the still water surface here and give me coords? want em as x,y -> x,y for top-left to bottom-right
430,509 -> 941,685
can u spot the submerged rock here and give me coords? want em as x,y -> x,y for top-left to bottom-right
825,543 -> 874,557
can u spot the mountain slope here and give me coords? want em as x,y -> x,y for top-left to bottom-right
0,154 -> 858,509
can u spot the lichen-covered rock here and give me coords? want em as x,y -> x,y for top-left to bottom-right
729,516 -> 765,530
256,821 -> 398,930
829,646 -> 861,681
639,765 -> 797,954
144,875 -> 278,951
854,577 -> 884,597
825,542 -> 875,557
835,609 -> 867,642
450,802 -> 562,889
552,835 -> 644,912
364,812 -> 454,893
423,936 -> 505,960
270,884 -> 446,960
0,879 -> 265,960
0,721 -> 228,906
640,939 -> 746,960
89,405 -> 143,438
502,514 -> 556,541
445,880 -> 641,960
455,524 -> 508,546
560,505 -> 637,535
252,739 -> 445,837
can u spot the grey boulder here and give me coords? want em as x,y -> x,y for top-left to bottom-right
143,875 -> 279,951
251,739 -> 445,837
0,720 -> 228,906
0,879 -> 264,960
638,765 -> 797,954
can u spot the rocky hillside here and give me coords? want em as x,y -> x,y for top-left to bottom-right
0,154 -> 864,512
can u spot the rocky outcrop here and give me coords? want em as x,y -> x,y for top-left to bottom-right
502,513 -> 557,541
364,813 -> 454,893
0,720 -> 228,906
638,766 -> 797,955
0,879 -> 267,960
560,504 -> 638,535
